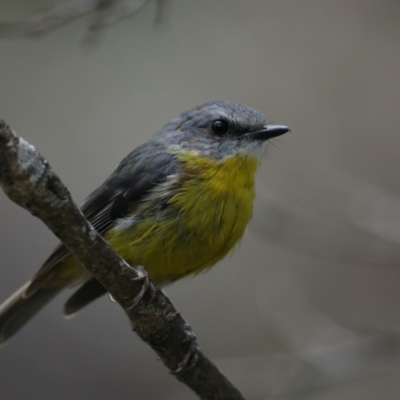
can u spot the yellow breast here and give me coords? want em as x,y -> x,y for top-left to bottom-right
107,153 -> 259,282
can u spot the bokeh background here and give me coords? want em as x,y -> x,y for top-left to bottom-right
1,1 -> 400,399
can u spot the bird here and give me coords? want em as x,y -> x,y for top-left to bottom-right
0,101 -> 289,344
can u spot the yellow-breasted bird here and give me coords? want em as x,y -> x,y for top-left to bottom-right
0,101 -> 289,344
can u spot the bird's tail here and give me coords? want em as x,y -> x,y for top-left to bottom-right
0,282 -> 61,345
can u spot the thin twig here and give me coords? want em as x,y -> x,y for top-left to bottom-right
0,0 -> 168,40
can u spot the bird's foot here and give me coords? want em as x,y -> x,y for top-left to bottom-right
172,323 -> 199,374
126,267 -> 156,309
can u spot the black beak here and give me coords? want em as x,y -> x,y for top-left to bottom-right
249,125 -> 290,141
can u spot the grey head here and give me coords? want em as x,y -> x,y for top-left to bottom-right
154,101 -> 289,159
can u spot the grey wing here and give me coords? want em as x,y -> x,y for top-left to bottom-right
26,145 -> 179,294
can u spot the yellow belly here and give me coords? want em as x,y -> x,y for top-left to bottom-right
105,153 -> 259,282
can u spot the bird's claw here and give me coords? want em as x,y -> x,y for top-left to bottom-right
172,324 -> 199,374
125,268 -> 156,310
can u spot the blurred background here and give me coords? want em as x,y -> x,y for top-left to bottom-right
1,1 -> 400,399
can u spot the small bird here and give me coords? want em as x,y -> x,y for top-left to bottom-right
0,101 -> 289,344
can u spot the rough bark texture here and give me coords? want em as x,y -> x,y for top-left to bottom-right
0,120 -> 245,400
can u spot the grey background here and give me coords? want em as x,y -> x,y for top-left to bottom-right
1,1 -> 400,399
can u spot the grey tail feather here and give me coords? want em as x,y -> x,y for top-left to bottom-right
64,278 -> 107,317
0,282 -> 61,345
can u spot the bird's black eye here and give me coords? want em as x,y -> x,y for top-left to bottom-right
211,119 -> 229,136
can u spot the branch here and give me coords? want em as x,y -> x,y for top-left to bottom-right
0,120 -> 245,400
0,0 -> 170,41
